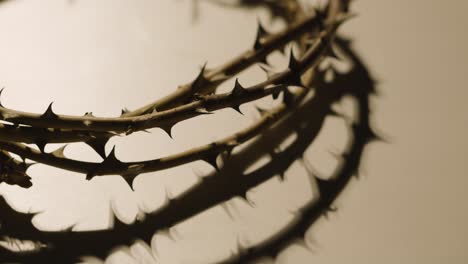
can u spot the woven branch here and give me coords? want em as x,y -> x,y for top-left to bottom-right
0,5 -> 348,188
0,0 -> 377,263
0,23 -> 341,184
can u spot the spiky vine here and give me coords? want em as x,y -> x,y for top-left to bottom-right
0,19 -> 347,184
0,0 -> 377,263
0,2 -> 349,186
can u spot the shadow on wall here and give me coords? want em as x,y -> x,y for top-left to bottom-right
0,36 -> 379,263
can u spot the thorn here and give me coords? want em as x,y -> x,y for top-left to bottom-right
101,146 -> 122,167
41,102 -> 58,119
51,144 -> 68,158
253,18 -> 268,50
121,174 -> 137,191
231,79 -> 247,97
159,123 -> 174,139
202,153 -> 219,171
191,62 -> 209,90
363,124 -> 381,143
288,48 -> 300,71
238,190 -> 248,201
353,123 -> 381,144
35,140 -> 47,153
272,91 -> 280,100
121,108 -> 130,116
86,172 -> 96,181
259,55 -> 269,65
87,146 -> 125,178
278,172 -> 286,181
287,48 -> 305,88
290,75 -> 305,88
62,223 -> 76,233
292,238 -> 311,252
315,177 -> 333,194
312,6 -> 327,30
86,137 -> 110,159
231,105 -> 243,115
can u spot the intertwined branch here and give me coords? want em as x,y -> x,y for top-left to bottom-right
0,0 -> 349,187
0,0 -> 378,263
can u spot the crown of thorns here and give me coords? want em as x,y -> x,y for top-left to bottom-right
0,0 -> 379,263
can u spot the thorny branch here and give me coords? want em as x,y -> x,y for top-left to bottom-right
0,0 -> 378,263
0,18 -> 345,185
0,0 -> 348,186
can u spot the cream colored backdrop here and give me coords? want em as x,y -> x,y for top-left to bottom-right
0,0 -> 467,263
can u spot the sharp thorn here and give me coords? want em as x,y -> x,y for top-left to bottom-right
86,172 -> 96,181
41,102 -> 58,120
272,91 -> 280,100
191,62 -> 209,90
288,48 -> 300,70
159,124 -> 174,139
35,140 -> 47,153
121,175 -> 137,191
120,108 -> 130,116
51,144 -> 68,158
86,137 -> 110,159
102,146 -> 122,166
231,78 -> 247,97
231,105 -> 243,115
203,154 -> 219,171
253,18 -> 268,50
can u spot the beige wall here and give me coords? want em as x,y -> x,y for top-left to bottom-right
0,0 -> 467,263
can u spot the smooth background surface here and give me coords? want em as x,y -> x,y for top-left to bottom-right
0,0 -> 467,263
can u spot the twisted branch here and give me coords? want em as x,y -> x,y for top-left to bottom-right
0,1 -> 376,264
0,13 -> 345,187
